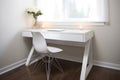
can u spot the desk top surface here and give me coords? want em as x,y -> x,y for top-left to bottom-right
23,29 -> 93,34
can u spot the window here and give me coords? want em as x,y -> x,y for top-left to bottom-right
36,0 -> 109,23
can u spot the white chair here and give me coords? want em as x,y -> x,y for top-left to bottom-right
32,32 -> 63,80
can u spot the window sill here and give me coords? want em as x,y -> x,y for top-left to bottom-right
38,21 -> 107,26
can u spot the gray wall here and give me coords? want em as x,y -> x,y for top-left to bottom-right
0,0 -> 120,69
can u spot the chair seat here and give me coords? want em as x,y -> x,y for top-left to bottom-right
47,46 -> 63,53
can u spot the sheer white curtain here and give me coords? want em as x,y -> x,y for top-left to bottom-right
64,0 -> 108,22
88,0 -> 108,22
36,0 -> 108,22
63,0 -> 92,18
36,0 -> 59,21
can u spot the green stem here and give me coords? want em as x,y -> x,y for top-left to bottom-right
34,17 -> 37,26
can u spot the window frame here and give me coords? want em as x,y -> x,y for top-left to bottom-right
36,0 -> 109,25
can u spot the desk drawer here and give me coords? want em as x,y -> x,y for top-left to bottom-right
43,32 -> 84,42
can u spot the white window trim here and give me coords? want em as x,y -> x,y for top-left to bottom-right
38,21 -> 107,26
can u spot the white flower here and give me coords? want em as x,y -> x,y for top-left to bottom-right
26,7 -> 42,20
26,8 -> 40,14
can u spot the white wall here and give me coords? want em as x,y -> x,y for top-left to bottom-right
0,0 -> 120,70
0,0 -> 35,68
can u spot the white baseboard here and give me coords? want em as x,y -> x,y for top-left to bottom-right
0,55 -> 120,75
55,55 -> 120,71
0,59 -> 26,75
0,55 -> 43,75
94,60 -> 120,71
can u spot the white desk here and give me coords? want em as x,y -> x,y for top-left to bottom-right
22,29 -> 94,80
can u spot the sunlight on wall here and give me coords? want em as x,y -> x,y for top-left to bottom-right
78,26 -> 84,30
41,22 -> 52,29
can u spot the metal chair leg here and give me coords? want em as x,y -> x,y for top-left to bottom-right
52,57 -> 64,73
50,55 -> 64,74
46,56 -> 51,80
32,60 -> 44,73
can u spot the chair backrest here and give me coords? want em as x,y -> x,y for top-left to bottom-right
32,32 -> 49,53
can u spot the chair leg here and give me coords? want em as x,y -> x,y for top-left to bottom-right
46,56 -> 51,80
54,58 -> 64,73
32,60 -> 44,73
50,56 -> 64,74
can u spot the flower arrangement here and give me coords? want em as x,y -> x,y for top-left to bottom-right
26,8 -> 42,26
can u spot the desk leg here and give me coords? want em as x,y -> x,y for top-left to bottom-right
80,39 -> 93,80
25,46 -> 34,66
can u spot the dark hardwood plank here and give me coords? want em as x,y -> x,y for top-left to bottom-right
0,59 -> 120,80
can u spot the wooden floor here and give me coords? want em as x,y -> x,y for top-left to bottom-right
0,59 -> 120,80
